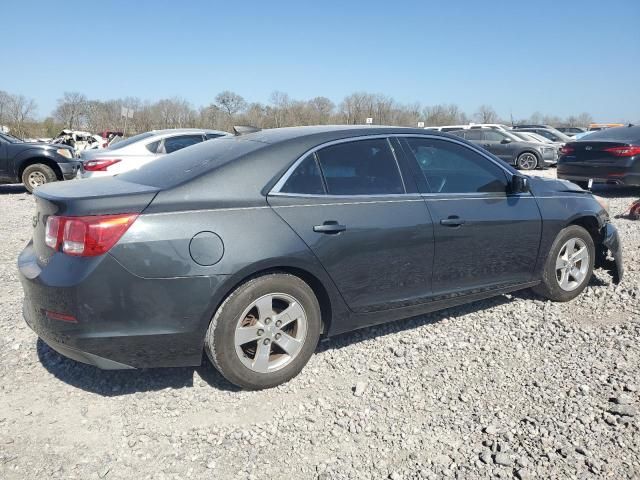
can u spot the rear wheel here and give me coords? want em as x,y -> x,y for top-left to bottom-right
205,273 -> 322,390
21,164 -> 57,193
533,225 -> 595,302
516,152 -> 538,170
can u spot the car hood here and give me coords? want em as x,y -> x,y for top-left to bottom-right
528,175 -> 586,196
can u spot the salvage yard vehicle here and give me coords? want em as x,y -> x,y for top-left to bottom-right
51,129 -> 105,152
512,126 -> 572,144
0,132 -> 79,192
18,126 -> 623,390
78,128 -> 230,178
558,125 -> 640,188
451,128 -> 557,169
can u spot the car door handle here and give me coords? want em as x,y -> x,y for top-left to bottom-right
440,216 -> 465,227
313,221 -> 347,234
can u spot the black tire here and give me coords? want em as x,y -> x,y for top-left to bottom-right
532,225 -> 595,302
516,152 -> 538,170
205,273 -> 322,390
21,163 -> 57,193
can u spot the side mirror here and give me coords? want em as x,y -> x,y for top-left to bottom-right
501,137 -> 512,144
510,175 -> 529,194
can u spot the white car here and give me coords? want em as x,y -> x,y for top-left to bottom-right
425,123 -> 511,132
78,128 -> 230,178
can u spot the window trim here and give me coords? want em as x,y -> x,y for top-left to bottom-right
270,135 -> 408,197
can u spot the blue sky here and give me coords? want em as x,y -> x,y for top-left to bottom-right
4,0 -> 639,121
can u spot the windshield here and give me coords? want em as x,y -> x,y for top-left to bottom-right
107,131 -> 156,150
0,132 -> 24,143
544,128 -> 572,142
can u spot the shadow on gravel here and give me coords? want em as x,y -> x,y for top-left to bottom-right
590,185 -> 640,198
36,339 -> 240,396
0,184 -> 27,195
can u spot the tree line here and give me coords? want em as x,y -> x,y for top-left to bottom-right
0,89 -> 606,139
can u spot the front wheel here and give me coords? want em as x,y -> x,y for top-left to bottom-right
205,273 -> 321,390
516,152 -> 538,170
532,225 -> 595,302
22,164 -> 57,193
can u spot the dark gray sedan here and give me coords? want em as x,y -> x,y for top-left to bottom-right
18,126 -> 622,389
452,128 -> 557,169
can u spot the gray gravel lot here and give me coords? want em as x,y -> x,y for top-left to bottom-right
1,172 -> 639,479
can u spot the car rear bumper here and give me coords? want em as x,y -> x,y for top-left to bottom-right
557,161 -> 640,186
18,241 -> 225,369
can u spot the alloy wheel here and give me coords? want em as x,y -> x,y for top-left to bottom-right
555,237 -> 589,291
234,293 -> 308,373
518,153 -> 537,170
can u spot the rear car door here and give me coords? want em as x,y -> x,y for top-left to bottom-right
268,137 -> 435,313
399,136 -> 542,296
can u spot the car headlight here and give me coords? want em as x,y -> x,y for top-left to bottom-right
594,195 -> 609,214
56,148 -> 72,159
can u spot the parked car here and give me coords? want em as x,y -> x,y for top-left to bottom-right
425,123 -> 510,132
557,127 -> 586,137
78,128 -> 230,178
451,128 -> 557,169
511,131 -> 563,157
588,123 -> 624,131
557,125 -> 640,188
0,132 -> 79,192
51,129 -> 106,152
18,126 -> 623,389
573,130 -> 596,140
512,126 -> 572,144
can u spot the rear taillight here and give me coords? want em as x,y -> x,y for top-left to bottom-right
44,214 -> 138,256
45,216 -> 62,249
560,145 -> 575,155
603,146 -> 640,157
83,159 -> 121,171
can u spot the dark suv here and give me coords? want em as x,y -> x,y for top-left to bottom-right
452,128 -> 557,170
0,133 -> 79,192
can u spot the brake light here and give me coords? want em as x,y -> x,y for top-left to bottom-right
44,214 -> 138,256
559,145 -> 575,155
83,159 -> 121,171
603,146 -> 640,157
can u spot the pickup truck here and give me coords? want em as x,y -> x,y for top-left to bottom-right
0,132 -> 80,193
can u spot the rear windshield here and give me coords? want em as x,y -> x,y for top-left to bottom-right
577,126 -> 640,143
119,137 -> 265,188
108,132 -> 156,150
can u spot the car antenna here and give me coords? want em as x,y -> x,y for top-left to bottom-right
233,125 -> 261,136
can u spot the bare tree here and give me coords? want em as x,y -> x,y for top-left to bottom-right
215,91 -> 247,118
53,92 -> 88,129
7,95 -> 37,137
474,105 -> 498,123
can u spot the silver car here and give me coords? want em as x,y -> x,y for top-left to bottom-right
78,128 -> 230,178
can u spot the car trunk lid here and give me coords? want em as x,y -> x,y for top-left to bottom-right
32,177 -> 159,264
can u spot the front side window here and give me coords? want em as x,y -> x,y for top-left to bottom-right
315,138 -> 404,195
404,137 -> 508,194
163,135 -> 204,154
464,130 -> 483,141
483,130 -> 505,142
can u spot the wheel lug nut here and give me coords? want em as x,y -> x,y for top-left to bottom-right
257,329 -> 264,336
275,333 -> 281,340
264,318 -> 271,325
275,320 -> 282,327
263,338 -> 270,345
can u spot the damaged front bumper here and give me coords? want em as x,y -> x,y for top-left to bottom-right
596,222 -> 623,283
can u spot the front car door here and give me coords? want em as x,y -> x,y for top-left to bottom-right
481,130 -> 513,162
398,135 -> 542,297
268,136 -> 435,313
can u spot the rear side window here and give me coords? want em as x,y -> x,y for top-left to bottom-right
145,140 -> 161,153
315,139 -> 404,195
163,135 -> 204,153
280,154 -> 325,195
404,137 -> 508,194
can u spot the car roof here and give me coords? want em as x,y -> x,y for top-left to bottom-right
149,128 -> 229,136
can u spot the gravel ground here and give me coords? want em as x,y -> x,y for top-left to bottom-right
1,172 -> 639,480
